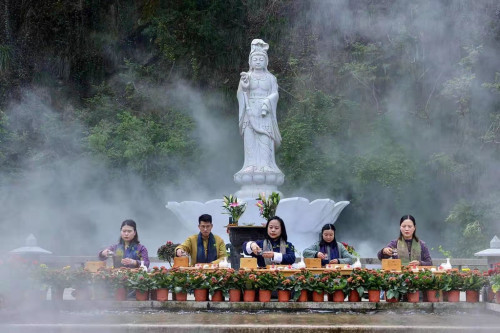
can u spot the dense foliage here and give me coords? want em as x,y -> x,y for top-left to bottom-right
0,0 -> 499,256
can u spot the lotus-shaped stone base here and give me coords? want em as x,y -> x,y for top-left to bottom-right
166,197 -> 349,254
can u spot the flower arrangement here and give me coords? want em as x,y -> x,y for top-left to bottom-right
256,192 -> 280,221
223,269 -> 245,291
72,268 -> 93,289
255,270 -> 280,291
321,270 -> 347,294
341,242 -> 359,257
303,273 -> 328,293
241,270 -> 259,290
157,241 -> 180,267
414,269 -> 438,290
462,269 -> 488,291
277,274 -> 297,291
38,264 -> 74,289
222,194 -> 247,224
208,269 -> 231,296
400,267 -> 420,293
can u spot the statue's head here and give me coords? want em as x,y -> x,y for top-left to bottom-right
248,39 -> 269,70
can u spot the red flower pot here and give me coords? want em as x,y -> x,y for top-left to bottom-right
278,290 -> 291,302
446,290 -> 460,302
194,289 -> 208,301
386,296 -> 399,303
407,291 -> 420,303
296,290 -> 308,302
156,288 -> 169,302
368,290 -> 380,303
135,290 -> 149,301
211,290 -> 224,302
426,290 -> 441,302
312,291 -> 324,302
466,290 -> 479,303
496,291 -> 500,304
229,289 -> 241,302
175,292 -> 187,301
114,287 -> 127,301
333,290 -> 345,302
258,290 -> 272,302
243,290 -> 256,302
348,290 -> 360,302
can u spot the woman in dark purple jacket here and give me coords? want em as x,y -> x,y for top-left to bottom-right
377,215 -> 432,266
98,219 -> 150,268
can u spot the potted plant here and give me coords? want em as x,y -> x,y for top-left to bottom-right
276,273 -> 295,302
222,194 -> 247,225
38,265 -> 74,301
400,267 -> 420,303
256,270 -> 280,302
462,269 -> 488,303
150,266 -> 171,301
240,270 -> 259,302
224,269 -> 244,302
292,269 -> 311,302
490,273 -> 500,304
346,268 -> 366,302
188,269 -> 210,301
127,269 -> 154,301
303,273 -> 328,302
383,272 -> 407,302
71,268 -> 93,300
361,269 -> 384,303
321,270 -> 346,302
157,241 -> 180,268
170,268 -> 191,301
440,270 -> 464,302
415,270 -> 441,302
208,269 -> 229,301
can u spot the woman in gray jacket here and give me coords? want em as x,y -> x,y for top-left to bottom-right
302,224 -> 355,266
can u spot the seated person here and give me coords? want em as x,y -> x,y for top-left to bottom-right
175,214 -> 227,265
98,219 -> 150,268
377,214 -> 432,266
243,216 -> 296,268
303,223 -> 355,266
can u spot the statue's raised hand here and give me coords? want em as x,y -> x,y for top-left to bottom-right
240,72 -> 250,91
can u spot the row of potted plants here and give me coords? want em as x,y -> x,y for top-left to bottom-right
36,266 -> 497,303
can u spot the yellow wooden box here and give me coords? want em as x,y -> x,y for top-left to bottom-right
381,259 -> 401,271
84,261 -> 105,273
240,258 -> 258,269
174,257 -> 189,267
304,258 -> 322,268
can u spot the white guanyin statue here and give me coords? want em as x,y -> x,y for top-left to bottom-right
234,39 -> 284,198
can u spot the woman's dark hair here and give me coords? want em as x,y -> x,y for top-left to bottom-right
319,223 -> 336,246
265,216 -> 287,242
399,215 -> 419,242
119,219 -> 140,244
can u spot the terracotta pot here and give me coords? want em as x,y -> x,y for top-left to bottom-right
229,289 -> 241,302
135,290 -> 149,301
259,290 -> 272,302
114,287 -> 127,301
447,290 -> 460,302
278,290 -> 291,302
368,290 -> 380,302
496,291 -> 500,304
386,296 -> 399,303
194,289 -> 208,301
407,291 -> 420,303
426,290 -> 441,302
348,290 -> 360,302
333,290 -> 345,302
211,290 -> 224,302
311,291 -> 324,302
175,292 -> 187,301
156,288 -> 169,302
296,290 -> 308,302
466,290 -> 479,303
243,289 -> 256,302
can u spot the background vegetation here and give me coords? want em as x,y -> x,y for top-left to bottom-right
1,0 -> 499,257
